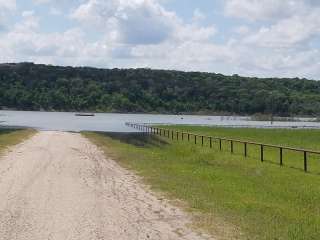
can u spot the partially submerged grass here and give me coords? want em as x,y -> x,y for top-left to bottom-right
0,128 -> 36,154
83,127 -> 320,240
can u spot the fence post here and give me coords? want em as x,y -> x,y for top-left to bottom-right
304,151 -> 308,172
244,142 -> 247,157
126,124 -> 316,174
231,140 -> 233,153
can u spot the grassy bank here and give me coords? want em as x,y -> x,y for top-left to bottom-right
0,128 -> 36,154
83,127 -> 320,240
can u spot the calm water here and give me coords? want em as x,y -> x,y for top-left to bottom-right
1,110 -> 320,132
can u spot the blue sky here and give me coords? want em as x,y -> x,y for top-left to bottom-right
1,0 -> 320,79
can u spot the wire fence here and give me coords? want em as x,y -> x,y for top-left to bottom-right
126,122 -> 320,173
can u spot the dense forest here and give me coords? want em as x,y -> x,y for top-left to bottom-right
0,62 -> 320,116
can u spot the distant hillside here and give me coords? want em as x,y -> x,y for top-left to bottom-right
0,62 -> 320,116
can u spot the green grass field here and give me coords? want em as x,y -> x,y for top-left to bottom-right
83,126 -> 320,240
0,128 -> 36,154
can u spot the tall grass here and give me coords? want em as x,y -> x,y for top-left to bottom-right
83,127 -> 320,240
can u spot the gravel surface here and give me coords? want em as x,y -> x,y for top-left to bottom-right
0,131 -> 213,240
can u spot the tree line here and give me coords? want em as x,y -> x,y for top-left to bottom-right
0,62 -> 320,116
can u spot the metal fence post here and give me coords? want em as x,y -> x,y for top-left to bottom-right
261,145 -> 264,162
280,148 -> 283,166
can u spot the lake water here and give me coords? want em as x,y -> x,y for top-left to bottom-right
1,110 -> 320,132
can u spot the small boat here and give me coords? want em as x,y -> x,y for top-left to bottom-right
75,113 -> 95,117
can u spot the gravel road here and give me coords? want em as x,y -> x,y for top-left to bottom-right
0,131 -> 213,240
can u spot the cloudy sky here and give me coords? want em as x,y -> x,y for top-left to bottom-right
1,0 -> 320,79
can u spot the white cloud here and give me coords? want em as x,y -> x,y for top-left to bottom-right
236,47 -> 320,78
22,10 -> 35,18
223,0 -> 320,78
32,0 -> 76,5
0,0 -> 16,29
192,8 -> 206,22
71,0 -> 177,45
49,7 -> 62,15
0,0 -> 16,11
1,0 -> 320,80
244,11 -> 320,48
71,0 -> 216,45
234,25 -> 250,35
0,11 -> 95,64
33,0 -> 50,4
225,0 -> 308,21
